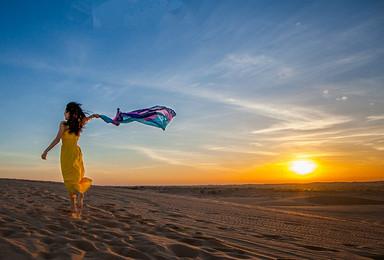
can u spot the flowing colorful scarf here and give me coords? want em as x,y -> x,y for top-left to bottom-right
99,106 -> 176,130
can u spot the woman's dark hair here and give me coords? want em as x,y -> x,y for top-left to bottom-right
64,102 -> 87,136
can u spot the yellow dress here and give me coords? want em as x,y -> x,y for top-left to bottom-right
60,129 -> 92,198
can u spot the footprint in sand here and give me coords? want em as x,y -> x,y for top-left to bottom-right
99,203 -> 118,212
168,244 -> 200,258
193,218 -> 213,225
40,236 -> 60,245
68,240 -> 97,252
0,228 -> 15,237
98,219 -> 121,228
27,209 -> 42,216
44,224 -> 66,232
343,243 -> 358,247
261,233 -> 284,241
216,226 -> 234,231
164,223 -> 183,231
3,216 -> 15,223
180,237 -> 203,246
110,247 -> 151,259
284,221 -> 302,226
40,248 -> 81,260
298,244 -> 339,252
97,230 -> 124,240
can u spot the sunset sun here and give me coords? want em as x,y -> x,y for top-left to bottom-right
289,160 -> 317,175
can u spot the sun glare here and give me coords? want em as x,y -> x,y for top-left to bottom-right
289,160 -> 317,175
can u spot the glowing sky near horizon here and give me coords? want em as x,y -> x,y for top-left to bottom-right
0,0 -> 383,185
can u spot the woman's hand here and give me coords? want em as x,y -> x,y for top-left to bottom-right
92,114 -> 100,118
41,152 -> 47,160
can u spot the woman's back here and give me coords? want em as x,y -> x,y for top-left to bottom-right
61,128 -> 80,146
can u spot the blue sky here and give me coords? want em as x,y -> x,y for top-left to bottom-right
0,0 -> 383,185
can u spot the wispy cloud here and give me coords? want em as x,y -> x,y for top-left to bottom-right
202,145 -> 277,156
131,146 -> 187,166
367,115 -> 384,121
183,88 -> 352,133
110,144 -> 247,173
113,145 -> 204,168
216,54 -> 275,74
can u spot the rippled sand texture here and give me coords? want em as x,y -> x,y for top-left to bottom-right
0,179 -> 383,259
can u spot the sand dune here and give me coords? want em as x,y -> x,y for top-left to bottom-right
0,178 -> 383,259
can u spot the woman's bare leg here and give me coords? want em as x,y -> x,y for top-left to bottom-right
70,196 -> 77,213
75,191 -> 84,216
77,194 -> 84,209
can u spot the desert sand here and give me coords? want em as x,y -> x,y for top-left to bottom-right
0,178 -> 383,259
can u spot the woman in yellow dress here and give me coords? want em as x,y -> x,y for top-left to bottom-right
42,102 -> 99,216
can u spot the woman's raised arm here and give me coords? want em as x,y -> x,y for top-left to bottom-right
82,114 -> 100,125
